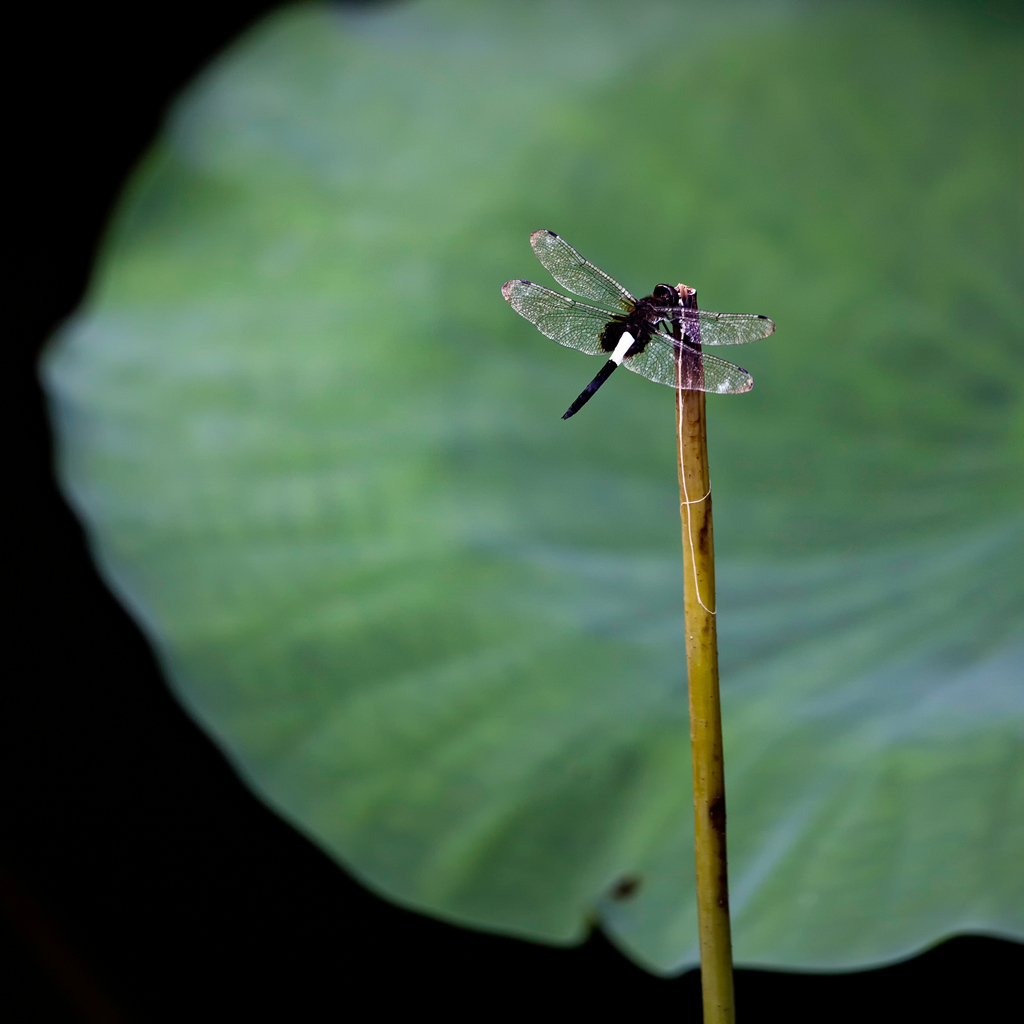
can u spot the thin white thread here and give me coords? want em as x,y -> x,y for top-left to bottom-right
680,487 -> 711,506
677,393 -> 717,617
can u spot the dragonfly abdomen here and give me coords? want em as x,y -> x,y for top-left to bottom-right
601,312 -> 659,357
598,316 -> 629,353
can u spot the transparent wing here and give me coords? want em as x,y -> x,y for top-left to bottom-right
529,230 -> 635,312
649,308 -> 776,345
623,330 -> 754,394
502,279 -> 615,356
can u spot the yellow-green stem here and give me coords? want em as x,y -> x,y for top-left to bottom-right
676,315 -> 735,1023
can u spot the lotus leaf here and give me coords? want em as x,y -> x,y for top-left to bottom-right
44,0 -> 1024,973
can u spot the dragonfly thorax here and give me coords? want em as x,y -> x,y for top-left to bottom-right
599,283 -> 683,355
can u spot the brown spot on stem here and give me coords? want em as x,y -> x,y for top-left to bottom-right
709,796 -> 727,835
697,514 -> 712,557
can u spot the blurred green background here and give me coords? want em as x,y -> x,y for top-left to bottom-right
43,0 -> 1022,974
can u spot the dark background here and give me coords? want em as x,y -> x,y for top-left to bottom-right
6,2 -> 1021,1019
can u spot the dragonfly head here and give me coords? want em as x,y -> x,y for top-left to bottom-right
652,283 -> 679,305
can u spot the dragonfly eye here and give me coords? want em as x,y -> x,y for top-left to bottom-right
653,284 -> 677,303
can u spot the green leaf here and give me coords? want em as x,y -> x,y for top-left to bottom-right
44,0 -> 1024,973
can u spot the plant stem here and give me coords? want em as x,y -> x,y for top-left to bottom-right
675,287 -> 735,1023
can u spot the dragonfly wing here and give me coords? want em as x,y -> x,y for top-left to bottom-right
529,230 -> 635,312
623,331 -> 754,393
649,308 -> 776,345
502,279 -> 615,356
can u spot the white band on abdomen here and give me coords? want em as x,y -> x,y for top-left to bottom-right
610,331 -> 635,365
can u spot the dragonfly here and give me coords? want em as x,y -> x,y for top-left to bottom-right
502,230 -> 775,418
